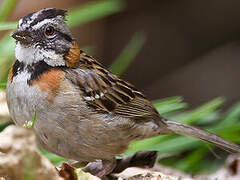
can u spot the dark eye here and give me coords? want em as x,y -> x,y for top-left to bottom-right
45,26 -> 55,36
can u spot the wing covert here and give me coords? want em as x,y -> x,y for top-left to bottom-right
64,51 -> 160,120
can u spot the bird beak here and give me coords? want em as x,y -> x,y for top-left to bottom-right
11,29 -> 32,44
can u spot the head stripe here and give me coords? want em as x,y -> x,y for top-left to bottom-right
22,8 -> 66,28
30,8 -> 66,26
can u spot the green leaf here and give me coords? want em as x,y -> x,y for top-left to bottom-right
174,146 -> 209,172
109,31 -> 146,76
153,96 -> 184,107
217,102 -> 240,127
0,83 -> 6,89
0,32 -> 15,82
127,135 -> 204,155
196,112 -> 220,125
39,149 -> 67,165
171,97 -> 225,124
0,121 -> 12,132
156,102 -> 188,115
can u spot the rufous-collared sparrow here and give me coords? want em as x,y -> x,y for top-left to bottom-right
6,8 -> 240,177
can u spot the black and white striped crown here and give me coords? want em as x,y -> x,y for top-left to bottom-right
19,8 -> 67,29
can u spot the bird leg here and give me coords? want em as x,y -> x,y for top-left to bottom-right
59,151 -> 158,178
84,151 -> 157,177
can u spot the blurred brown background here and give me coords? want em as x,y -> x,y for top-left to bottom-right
8,0 -> 240,108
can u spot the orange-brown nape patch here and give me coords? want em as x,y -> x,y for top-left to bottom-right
7,64 -> 14,82
64,41 -> 80,67
31,69 -> 65,102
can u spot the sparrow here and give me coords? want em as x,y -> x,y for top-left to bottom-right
6,8 -> 240,177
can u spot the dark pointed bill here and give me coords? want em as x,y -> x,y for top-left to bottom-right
11,29 -> 32,44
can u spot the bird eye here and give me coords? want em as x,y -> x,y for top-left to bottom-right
45,26 -> 55,36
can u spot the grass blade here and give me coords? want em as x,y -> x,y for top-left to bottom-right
153,96 -> 184,107
67,0 -> 124,27
171,97 -> 225,124
0,121 -> 12,131
173,146 -> 209,172
109,31 -> 146,76
217,102 -> 240,127
0,22 -> 17,30
39,149 -> 67,165
156,102 -> 188,115
0,32 -> 15,82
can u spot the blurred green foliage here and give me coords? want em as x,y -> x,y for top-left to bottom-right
0,0 -> 240,176
67,0 -> 124,27
0,0 -> 17,21
109,31 -> 146,76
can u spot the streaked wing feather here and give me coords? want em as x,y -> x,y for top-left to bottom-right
65,51 -> 159,120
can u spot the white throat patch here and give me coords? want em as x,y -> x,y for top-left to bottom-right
15,42 -> 66,66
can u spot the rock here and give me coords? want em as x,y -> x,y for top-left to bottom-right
0,125 -> 196,180
0,125 -> 62,180
0,90 -> 11,122
113,167 -> 193,180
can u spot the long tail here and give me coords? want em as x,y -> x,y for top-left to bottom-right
164,120 -> 240,153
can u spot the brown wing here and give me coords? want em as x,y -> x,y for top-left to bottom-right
64,51 -> 160,120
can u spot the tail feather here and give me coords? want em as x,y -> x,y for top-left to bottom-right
165,120 -> 240,153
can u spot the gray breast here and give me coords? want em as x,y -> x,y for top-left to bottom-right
7,70 -> 49,126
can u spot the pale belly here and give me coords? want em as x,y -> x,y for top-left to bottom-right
6,71 -> 135,162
